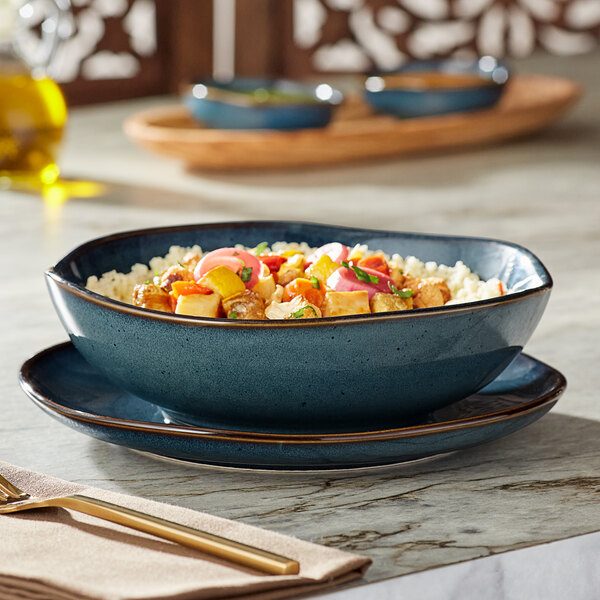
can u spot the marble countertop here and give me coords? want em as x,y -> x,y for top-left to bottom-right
1,52 -> 599,598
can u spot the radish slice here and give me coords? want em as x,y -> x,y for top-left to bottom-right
305,242 -> 349,267
195,248 -> 260,289
327,266 -> 395,300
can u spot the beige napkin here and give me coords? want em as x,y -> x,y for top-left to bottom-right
0,462 -> 371,600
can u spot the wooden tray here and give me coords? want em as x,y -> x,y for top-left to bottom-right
124,75 -> 581,171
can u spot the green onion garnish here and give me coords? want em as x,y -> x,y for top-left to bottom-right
240,267 -> 253,282
388,281 -> 414,298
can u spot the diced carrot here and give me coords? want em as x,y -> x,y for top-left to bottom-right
357,254 -> 390,276
283,277 -> 326,308
498,281 -> 505,295
170,281 -> 213,299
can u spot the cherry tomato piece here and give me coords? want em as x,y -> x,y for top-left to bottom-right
259,254 -> 287,275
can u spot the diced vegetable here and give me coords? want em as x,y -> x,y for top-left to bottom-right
283,277 -> 326,308
370,292 -> 413,313
321,291 -> 370,317
305,255 -> 340,283
259,254 -> 287,274
327,265 -> 396,300
252,273 -> 276,301
305,242 -> 349,267
357,254 -> 390,276
175,293 -> 221,317
194,248 -> 260,289
170,280 -> 213,299
201,266 -> 246,299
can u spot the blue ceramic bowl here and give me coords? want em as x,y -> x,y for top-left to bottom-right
364,57 -> 509,118
45,222 -> 551,433
183,78 -> 343,130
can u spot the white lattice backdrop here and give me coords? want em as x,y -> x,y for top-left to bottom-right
293,0 -> 600,72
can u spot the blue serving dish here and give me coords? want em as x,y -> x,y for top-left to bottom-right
364,57 -> 509,118
20,343 -> 565,470
45,221 -> 551,433
183,78 -> 343,130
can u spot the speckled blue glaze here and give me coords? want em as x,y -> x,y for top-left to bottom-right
19,344 -> 565,470
45,221 -> 552,433
364,59 -> 508,118
184,78 -> 339,130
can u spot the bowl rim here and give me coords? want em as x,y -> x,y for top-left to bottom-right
47,220 -> 553,329
185,77 -> 343,108
364,58 -> 510,94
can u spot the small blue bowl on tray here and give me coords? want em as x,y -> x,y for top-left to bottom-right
44,221 -> 552,434
364,57 -> 509,118
183,78 -> 343,130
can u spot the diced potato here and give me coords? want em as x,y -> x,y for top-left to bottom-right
321,291 -> 370,317
252,273 -> 276,301
201,266 -> 246,299
222,290 -> 266,319
277,255 -> 305,286
175,293 -> 221,317
370,292 -> 413,313
306,255 -> 340,283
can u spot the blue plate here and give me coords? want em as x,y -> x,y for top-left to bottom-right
19,343 -> 565,471
364,58 -> 509,118
184,78 -> 342,130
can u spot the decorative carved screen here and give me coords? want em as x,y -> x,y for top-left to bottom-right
235,0 -> 600,77
20,0 -> 213,104
18,0 -> 600,103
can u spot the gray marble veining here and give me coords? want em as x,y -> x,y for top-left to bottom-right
1,51 -> 600,595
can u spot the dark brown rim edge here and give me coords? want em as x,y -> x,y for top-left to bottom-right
19,342 -> 566,446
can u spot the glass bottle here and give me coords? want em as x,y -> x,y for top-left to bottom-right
0,0 -> 69,187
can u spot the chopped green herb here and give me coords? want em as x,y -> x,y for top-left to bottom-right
291,305 -> 317,319
233,251 -> 239,256
143,280 -> 150,285
310,276 -> 320,289
240,267 -> 253,282
388,281 -> 414,298
342,261 -> 379,284
177,262 -> 185,268
254,241 -> 268,255
228,312 -> 238,319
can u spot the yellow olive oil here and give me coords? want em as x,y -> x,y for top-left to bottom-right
0,70 -> 67,185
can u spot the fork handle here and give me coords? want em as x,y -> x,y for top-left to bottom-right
47,495 -> 299,575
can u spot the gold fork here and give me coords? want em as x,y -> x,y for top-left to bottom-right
0,473 -> 299,575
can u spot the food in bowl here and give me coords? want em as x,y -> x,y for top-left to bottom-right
184,77 -> 343,130
364,57 -> 509,118
46,221 -> 551,432
86,241 -> 506,320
